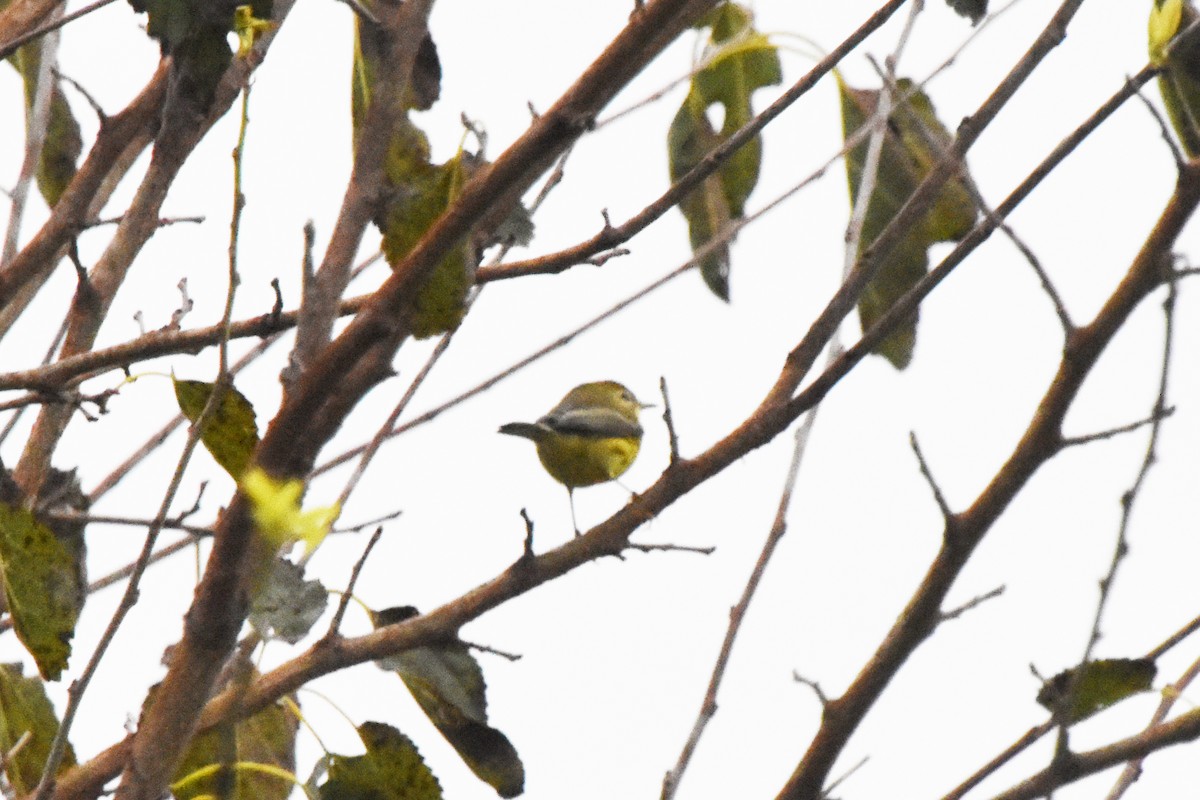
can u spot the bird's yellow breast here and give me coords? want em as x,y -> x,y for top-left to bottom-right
535,433 -> 641,488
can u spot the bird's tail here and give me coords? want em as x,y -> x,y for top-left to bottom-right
497,422 -> 546,440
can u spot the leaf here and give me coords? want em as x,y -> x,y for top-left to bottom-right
668,2 -> 781,300
373,607 -> 524,798
1151,0 -> 1200,155
127,0 -> 271,109
378,144 -> 479,339
0,663 -> 76,794
319,721 -> 443,800
232,4 -> 273,57
173,377 -> 260,480
239,468 -> 339,554
1036,658 -> 1157,724
6,41 -> 83,208
249,558 -> 328,644
945,0 -> 987,24
172,691 -> 298,800
839,76 -> 979,369
668,92 -> 733,299
351,17 -> 441,138
0,503 -> 81,680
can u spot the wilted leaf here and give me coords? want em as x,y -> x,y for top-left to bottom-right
1151,0 -> 1200,155
240,468 -> 339,554
249,558 -> 328,644
373,607 -> 524,798
172,691 -> 298,800
1036,658 -> 1157,724
668,2 -> 781,300
127,0 -> 271,109
839,76 -> 978,369
319,722 -> 442,800
173,377 -> 260,479
0,503 -> 81,680
945,0 -> 987,24
6,41 -> 83,208
233,4 -> 273,57
0,663 -> 76,794
351,16 -> 441,138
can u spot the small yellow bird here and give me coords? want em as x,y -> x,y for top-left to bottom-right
499,381 -> 651,534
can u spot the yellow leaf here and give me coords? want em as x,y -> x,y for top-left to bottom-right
233,5 -> 273,58
240,468 -> 338,555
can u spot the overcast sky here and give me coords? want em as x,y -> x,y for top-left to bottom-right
2,1 -> 1199,798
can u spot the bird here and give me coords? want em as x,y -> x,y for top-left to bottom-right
499,380 -> 650,535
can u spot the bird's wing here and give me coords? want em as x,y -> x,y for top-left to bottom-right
542,407 -> 643,439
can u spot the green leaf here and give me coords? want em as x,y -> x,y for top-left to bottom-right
379,149 -> 477,339
0,663 -> 76,794
373,607 -> 524,798
353,20 -> 478,339
668,2 -> 781,300
839,76 -> 979,369
239,468 -> 339,555
668,92 -> 734,299
249,559 -> 328,644
319,722 -> 443,800
6,42 -> 83,208
173,377 -> 260,480
1036,658 -> 1157,724
126,0 -> 271,109
0,503 -> 81,681
172,692 -> 298,800
351,17 -> 441,139
945,0 -> 987,24
1151,0 -> 1200,155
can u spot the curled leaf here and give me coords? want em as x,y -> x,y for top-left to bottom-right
249,559 -> 328,644
240,468 -> 339,555
233,4 -> 273,57
668,2 -> 781,300
373,607 -> 524,798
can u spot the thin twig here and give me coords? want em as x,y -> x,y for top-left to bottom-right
1144,611 -> 1200,663
910,432 -> 954,523
462,640 -> 523,661
940,585 -> 1005,622
1060,408 -> 1175,448
1105,653 -> 1200,800
2,6 -> 61,266
626,542 -> 715,555
324,527 -> 384,639
0,0 -> 116,61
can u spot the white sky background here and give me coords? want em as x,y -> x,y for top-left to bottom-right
2,0 -> 1200,798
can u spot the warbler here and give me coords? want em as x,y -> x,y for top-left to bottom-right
499,381 -> 651,534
